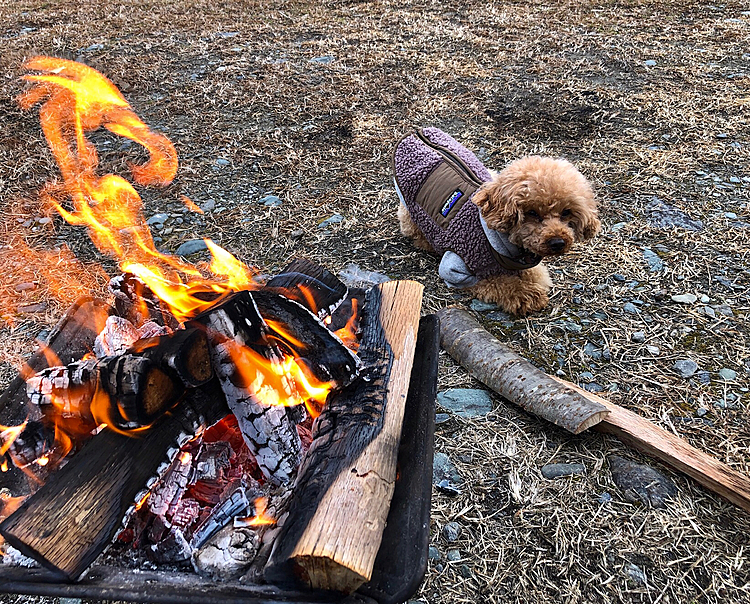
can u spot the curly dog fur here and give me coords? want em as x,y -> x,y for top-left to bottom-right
399,155 -> 600,315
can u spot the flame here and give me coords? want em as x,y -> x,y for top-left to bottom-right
1,459 -> 7,472
246,497 -> 275,526
0,423 -> 27,457
180,451 -> 192,465
17,57 -> 348,448
334,297 -> 359,351
35,455 -> 50,467
225,340 -> 332,418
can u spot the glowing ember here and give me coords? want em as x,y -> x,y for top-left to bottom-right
235,497 -> 276,527
35,455 -> 50,467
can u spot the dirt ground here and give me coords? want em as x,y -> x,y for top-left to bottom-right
1,1 -> 749,603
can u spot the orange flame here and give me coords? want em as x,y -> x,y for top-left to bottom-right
238,497 -> 275,527
0,423 -> 27,457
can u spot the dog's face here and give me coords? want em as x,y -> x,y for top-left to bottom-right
472,156 -> 600,257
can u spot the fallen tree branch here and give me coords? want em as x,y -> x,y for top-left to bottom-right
436,306 -> 608,433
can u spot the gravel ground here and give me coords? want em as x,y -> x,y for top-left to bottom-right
0,1 -> 749,603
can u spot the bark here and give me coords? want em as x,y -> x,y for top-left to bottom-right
265,280 -> 423,594
436,306 -> 609,434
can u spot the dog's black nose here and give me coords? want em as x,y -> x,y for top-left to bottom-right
546,238 -> 566,253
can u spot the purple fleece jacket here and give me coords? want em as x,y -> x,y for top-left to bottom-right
393,127 -> 520,280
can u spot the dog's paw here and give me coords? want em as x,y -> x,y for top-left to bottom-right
472,271 -> 551,316
504,288 -> 549,316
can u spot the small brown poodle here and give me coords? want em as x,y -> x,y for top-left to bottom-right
393,128 -> 600,315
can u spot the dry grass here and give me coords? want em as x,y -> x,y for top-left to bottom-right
0,0 -> 749,602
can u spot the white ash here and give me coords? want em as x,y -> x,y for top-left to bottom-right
192,524 -> 261,581
2,545 -> 39,568
93,315 -> 167,358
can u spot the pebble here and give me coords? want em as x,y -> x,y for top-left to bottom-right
718,368 -> 737,381
644,59 -> 656,66
446,549 -> 461,562
215,158 -> 230,166
642,248 -> 664,272
428,546 -> 441,561
713,304 -> 734,317
584,382 -> 604,393
486,311 -> 513,323
309,55 -> 335,64
646,345 -> 660,355
318,213 -> 344,228
579,371 -> 595,382
437,388 -> 493,418
626,563 -> 648,587
259,194 -> 282,207
435,412 -> 451,425
700,294 -> 711,303
436,480 -> 462,496
631,331 -> 646,343
459,565 -> 473,579
14,282 -> 36,292
696,407 -> 709,417
201,199 -> 216,212
673,359 -> 699,378
598,492 -> 612,504
290,228 -> 304,240
623,302 -> 638,315
175,239 -> 209,256
469,299 -> 498,312
146,213 -> 169,226
671,293 -> 697,304
702,306 -> 716,318
541,463 -> 586,479
442,522 -> 462,542
433,452 -> 462,487
725,212 -> 738,219
695,371 -> 711,385
608,455 -> 677,508
37,216 -> 51,225
559,320 -> 582,333
612,273 -> 626,282
646,197 -> 704,231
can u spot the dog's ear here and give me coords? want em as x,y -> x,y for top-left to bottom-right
573,193 -> 601,241
473,174 -> 525,231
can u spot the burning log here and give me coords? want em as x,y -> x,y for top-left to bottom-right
0,379 -> 230,581
265,280 -> 424,594
192,291 -> 305,485
436,306 -> 609,434
0,297 -> 111,493
265,257 -> 348,320
24,328 -> 211,431
108,273 -> 178,329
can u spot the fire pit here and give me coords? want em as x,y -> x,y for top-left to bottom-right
0,56 -> 439,604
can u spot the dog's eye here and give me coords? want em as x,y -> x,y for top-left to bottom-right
561,209 -> 572,218
525,210 -> 540,221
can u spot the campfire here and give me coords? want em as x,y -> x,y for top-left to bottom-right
0,57 -> 434,600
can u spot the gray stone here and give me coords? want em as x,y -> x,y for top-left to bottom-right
579,371 -> 595,382
583,342 -> 602,359
673,359 -> 698,378
612,273 -> 626,282
470,299 -> 498,312
442,522 -> 462,542
146,213 -> 169,226
446,549 -> 461,562
309,55 -> 335,64
700,294 -> 711,303
435,412 -> 451,425
541,463 -> 586,479
623,302 -> 638,314
718,368 -> 737,381
459,564 -> 474,579
725,212 -> 738,219
626,563 -> 648,587
695,371 -> 711,385
433,452 -> 462,486
696,407 -> 708,417
646,197 -> 704,231
428,546 -> 441,561
176,239 -> 209,256
560,320 -> 582,333
290,228 -> 304,240
598,492 -> 612,504
713,304 -> 734,317
671,293 -> 697,304
702,306 -> 716,318
201,199 -> 216,212
437,388 -> 493,418
644,59 -> 656,66
215,158 -> 230,166
436,480 -> 462,496
486,311 -> 513,323
259,194 -> 282,207
642,248 -> 664,272
318,213 -> 344,228
608,455 -> 677,508
631,331 -> 646,343
584,382 -> 604,393
646,345 -> 660,355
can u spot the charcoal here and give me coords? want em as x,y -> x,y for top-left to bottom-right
265,257 -> 348,319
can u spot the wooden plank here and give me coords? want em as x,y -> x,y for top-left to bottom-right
265,280 -> 424,594
436,306 -> 608,433
557,378 -> 750,514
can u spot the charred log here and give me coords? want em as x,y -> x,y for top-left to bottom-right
265,258 -> 348,319
192,291 -> 302,484
108,273 -> 178,329
0,379 -> 229,581
265,280 -> 423,594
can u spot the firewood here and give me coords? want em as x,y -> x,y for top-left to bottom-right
265,280 -> 424,594
436,306 -> 609,434
265,257 -> 348,319
251,290 -> 359,388
192,290 -> 304,484
108,273 -> 178,329
0,297 -> 111,494
555,379 -> 750,514
0,379 -> 229,581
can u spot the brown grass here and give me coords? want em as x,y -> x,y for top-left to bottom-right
0,0 -> 749,602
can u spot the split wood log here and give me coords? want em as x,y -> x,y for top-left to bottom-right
556,379 -> 750,514
0,379 -> 230,581
436,306 -> 608,433
108,273 -> 178,329
192,290 -> 303,484
265,280 -> 424,594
